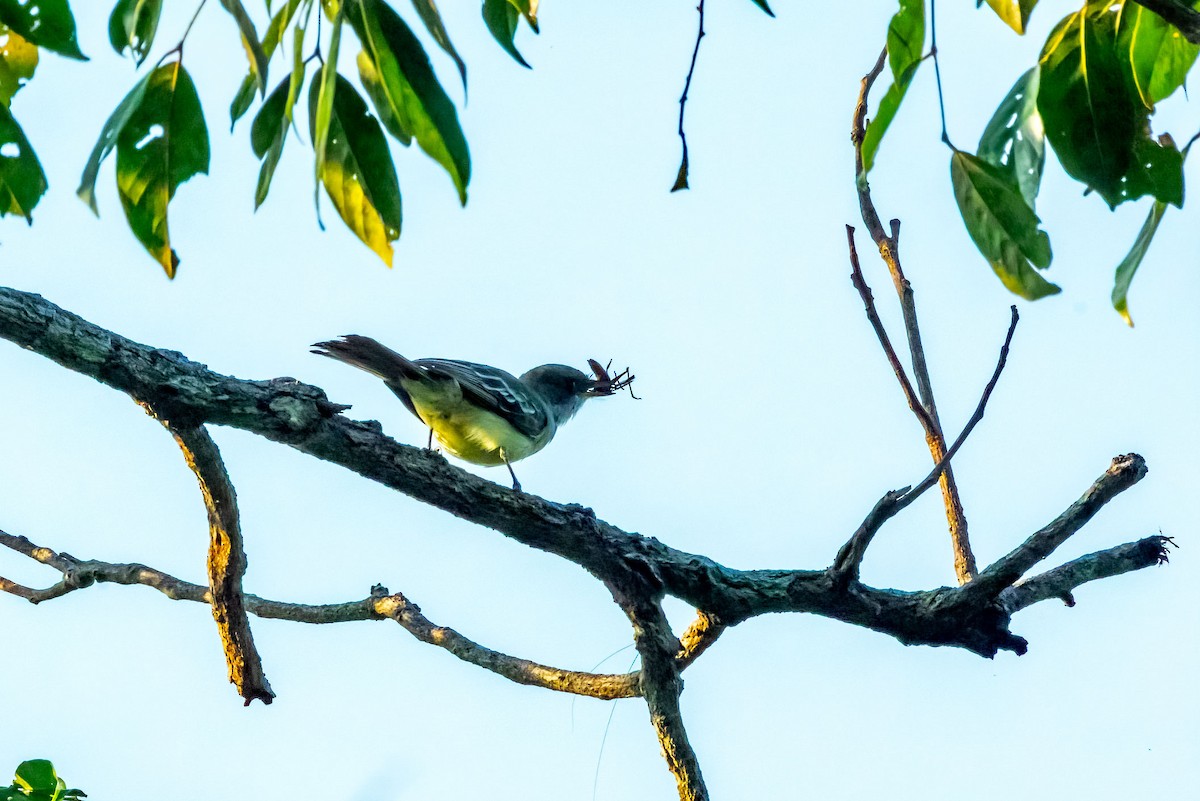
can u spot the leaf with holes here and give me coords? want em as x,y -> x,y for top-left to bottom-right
108,0 -> 163,65
981,0 -> 1039,35
977,66 -> 1044,210
1117,2 -> 1199,107
861,0 -> 924,174
308,73 -> 402,265
1038,4 -> 1184,208
350,0 -> 469,203
0,0 -> 85,59
409,0 -> 466,91
115,61 -> 211,277
0,24 -> 37,106
219,0 -> 270,96
481,0 -> 528,68
1112,199 -> 1166,326
0,102 -> 46,221
951,151 -> 1059,301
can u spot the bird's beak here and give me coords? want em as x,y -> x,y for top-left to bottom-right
586,358 -> 638,398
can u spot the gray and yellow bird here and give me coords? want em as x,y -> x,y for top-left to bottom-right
312,335 -> 635,491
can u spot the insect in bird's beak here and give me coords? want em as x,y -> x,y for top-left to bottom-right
586,358 -> 639,399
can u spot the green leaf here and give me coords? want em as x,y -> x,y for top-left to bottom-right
358,49 -> 411,143
1117,2 -> 1199,107
13,761 -> 57,795
748,0 -> 775,17
230,0 -> 303,129
507,0 -> 538,33
977,66 -> 1044,209
308,73 -> 402,265
218,0 -> 270,95
312,6 -> 343,211
115,61 -> 211,277
861,0 -> 924,174
887,0 -> 924,82
951,150 -> 1060,301
0,0 -> 85,59
981,0 -> 1039,35
481,0 -> 528,68
409,0 -> 466,91
0,24 -> 38,106
1038,5 -> 1184,208
0,102 -> 47,221
1112,199 -> 1166,326
350,0 -> 470,203
251,69 -> 304,207
108,0 -> 163,65
77,71 -> 155,214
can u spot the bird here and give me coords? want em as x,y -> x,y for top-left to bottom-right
312,335 -> 636,491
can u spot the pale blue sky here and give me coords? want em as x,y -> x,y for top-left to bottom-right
2,2 -> 1197,799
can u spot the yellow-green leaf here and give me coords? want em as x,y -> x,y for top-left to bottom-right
115,61 -> 211,277
0,24 -> 37,106
982,0 -> 1039,35
951,150 -> 1059,300
308,73 -> 402,265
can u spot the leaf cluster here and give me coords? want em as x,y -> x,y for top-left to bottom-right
867,0 -> 1199,323
0,0 -> 545,274
1,761 -> 85,801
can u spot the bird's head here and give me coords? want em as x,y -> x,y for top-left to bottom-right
521,360 -> 636,423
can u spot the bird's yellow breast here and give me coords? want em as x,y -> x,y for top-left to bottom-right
406,381 -> 550,465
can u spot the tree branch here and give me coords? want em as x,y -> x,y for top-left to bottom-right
999,536 -> 1172,614
0,287 -> 1166,664
955,454 -> 1149,609
155,417 -> 274,706
0,529 -> 646,700
851,48 -> 977,584
621,596 -> 708,801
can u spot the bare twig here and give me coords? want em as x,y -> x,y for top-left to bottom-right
671,1 -> 705,192
999,536 -> 1172,614
0,530 -> 647,700
833,306 -> 1018,581
846,226 -> 936,433
158,419 -> 274,706
851,49 -> 977,584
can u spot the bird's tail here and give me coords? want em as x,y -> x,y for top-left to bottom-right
311,335 -> 423,383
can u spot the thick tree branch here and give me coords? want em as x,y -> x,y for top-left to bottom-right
621,596 -> 708,801
155,417 -> 274,706
0,287 -> 1166,663
851,48 -> 977,584
999,536 -> 1172,614
1131,0 -> 1200,44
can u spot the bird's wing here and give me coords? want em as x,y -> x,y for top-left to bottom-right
417,358 -> 549,438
